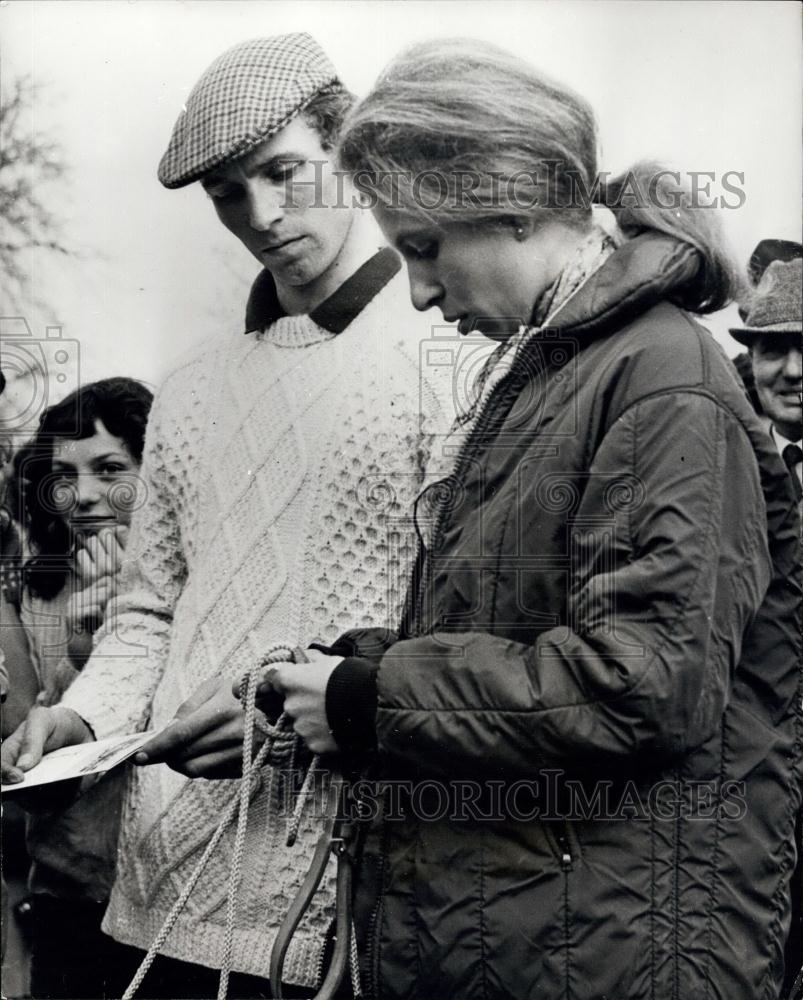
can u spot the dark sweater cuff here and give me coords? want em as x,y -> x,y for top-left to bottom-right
325,656 -> 379,755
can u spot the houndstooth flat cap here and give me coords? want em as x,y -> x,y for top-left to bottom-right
158,34 -> 343,189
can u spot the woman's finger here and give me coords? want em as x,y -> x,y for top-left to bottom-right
74,547 -> 95,583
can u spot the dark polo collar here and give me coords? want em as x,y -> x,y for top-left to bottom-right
244,246 -> 401,335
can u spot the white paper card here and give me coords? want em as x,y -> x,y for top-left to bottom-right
1,731 -> 160,792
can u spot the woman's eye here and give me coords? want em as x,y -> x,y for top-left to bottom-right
404,241 -> 439,262
99,463 -> 126,476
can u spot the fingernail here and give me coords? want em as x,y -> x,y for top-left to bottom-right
17,754 -> 32,770
4,769 -> 23,783
133,751 -> 148,765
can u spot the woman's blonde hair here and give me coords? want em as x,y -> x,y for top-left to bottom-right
338,38 -> 739,312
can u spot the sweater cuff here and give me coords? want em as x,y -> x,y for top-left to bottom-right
325,657 -> 379,755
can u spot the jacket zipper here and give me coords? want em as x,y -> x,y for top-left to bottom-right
366,792 -> 390,999
557,826 -> 574,871
417,364 -> 533,630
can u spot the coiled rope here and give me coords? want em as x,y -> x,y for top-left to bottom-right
121,644 -> 315,999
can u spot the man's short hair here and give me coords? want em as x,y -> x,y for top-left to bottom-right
301,87 -> 356,152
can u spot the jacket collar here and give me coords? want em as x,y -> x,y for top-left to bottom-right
244,246 -> 401,334
543,233 -> 701,338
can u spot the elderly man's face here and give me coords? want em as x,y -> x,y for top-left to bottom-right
752,334 -> 802,439
202,117 -> 352,290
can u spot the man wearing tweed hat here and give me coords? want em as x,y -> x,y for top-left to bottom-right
2,34 -> 448,998
730,257 -> 803,501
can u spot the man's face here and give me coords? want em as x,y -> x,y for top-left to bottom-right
751,334 -> 802,438
202,117 -> 353,289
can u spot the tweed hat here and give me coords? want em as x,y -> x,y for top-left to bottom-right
730,258 -> 803,347
158,34 -> 343,189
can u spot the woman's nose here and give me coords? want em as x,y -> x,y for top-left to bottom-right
248,184 -> 285,231
408,267 -> 443,313
75,474 -> 103,510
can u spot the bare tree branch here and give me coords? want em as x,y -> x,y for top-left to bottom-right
0,75 -> 73,312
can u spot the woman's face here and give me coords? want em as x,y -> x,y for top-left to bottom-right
51,419 -> 141,532
374,209 -> 570,341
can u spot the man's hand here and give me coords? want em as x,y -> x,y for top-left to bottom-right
1,706 -> 95,784
239,650 -> 342,756
134,677 -> 259,779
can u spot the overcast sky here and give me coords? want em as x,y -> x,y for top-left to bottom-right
2,0 -> 801,393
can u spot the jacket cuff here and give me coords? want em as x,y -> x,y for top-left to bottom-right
325,657 -> 379,755
311,627 -> 398,663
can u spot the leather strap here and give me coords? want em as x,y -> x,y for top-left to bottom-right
270,771 -> 352,999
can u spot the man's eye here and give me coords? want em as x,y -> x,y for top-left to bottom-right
266,161 -> 304,184
206,184 -> 242,203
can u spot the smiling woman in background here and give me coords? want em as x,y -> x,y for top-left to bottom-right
13,376 -> 152,999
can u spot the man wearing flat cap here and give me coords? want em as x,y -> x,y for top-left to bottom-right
731,257 -> 803,502
1,34 -> 448,997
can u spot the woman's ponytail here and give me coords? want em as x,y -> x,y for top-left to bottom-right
599,160 -> 743,313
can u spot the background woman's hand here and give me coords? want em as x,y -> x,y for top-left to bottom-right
69,524 -> 128,665
74,524 -> 128,587
134,676 -> 263,779
66,576 -> 117,663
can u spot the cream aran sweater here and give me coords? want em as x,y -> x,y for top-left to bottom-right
61,269 -> 450,985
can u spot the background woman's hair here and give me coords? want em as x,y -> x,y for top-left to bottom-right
21,377 -> 154,600
338,37 -> 739,312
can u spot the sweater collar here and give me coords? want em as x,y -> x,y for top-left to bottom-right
244,247 -> 401,335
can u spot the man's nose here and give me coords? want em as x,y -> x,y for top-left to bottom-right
408,267 -> 442,313
782,347 -> 803,381
248,185 -> 285,231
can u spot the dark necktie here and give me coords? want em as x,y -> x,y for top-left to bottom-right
781,442 -> 803,502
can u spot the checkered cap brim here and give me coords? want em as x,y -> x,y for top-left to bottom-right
158,34 -> 342,189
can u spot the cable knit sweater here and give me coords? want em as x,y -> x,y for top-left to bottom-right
61,268 -> 449,985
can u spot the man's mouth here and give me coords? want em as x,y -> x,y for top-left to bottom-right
261,236 -> 305,254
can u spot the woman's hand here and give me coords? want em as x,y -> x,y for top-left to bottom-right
69,525 -> 128,665
240,650 -> 343,756
74,525 -> 128,588
66,576 -> 118,664
134,676 -> 262,779
1,705 -> 95,784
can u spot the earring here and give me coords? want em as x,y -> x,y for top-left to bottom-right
514,225 -> 526,241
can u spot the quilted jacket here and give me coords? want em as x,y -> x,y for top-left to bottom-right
330,234 -> 801,1000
